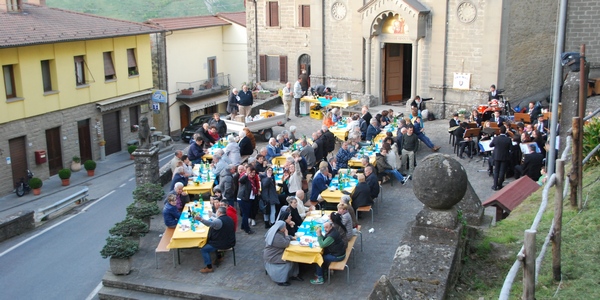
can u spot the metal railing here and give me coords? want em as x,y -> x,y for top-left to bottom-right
499,109 -> 600,299
176,74 -> 230,96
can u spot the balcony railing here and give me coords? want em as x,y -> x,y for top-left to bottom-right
176,74 -> 230,99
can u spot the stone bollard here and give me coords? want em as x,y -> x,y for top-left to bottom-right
133,146 -> 160,185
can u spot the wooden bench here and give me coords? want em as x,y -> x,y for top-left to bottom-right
356,205 -> 373,225
155,227 -> 175,268
482,176 -> 540,222
328,234 -> 358,284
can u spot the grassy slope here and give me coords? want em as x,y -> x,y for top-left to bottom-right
450,164 -> 600,299
46,0 -> 245,22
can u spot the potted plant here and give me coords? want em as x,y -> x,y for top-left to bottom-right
132,183 -> 165,203
100,236 -> 139,275
58,168 -> 71,186
28,177 -> 43,196
127,145 -> 137,160
458,108 -> 468,119
99,140 -> 106,147
71,156 -> 82,172
84,160 -> 96,176
109,218 -> 149,246
126,201 -> 161,228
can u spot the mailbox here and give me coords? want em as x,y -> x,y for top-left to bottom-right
34,150 -> 47,164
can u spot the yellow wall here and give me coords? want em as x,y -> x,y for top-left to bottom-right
0,35 -> 154,124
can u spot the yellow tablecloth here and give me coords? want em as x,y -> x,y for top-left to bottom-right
348,155 -> 376,167
183,180 -> 214,195
330,127 -> 349,141
281,212 -> 331,266
272,153 -> 291,167
167,202 -> 211,249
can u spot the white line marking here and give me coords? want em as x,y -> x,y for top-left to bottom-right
0,191 -> 116,258
84,282 -> 103,300
128,178 -> 134,181
82,191 -> 115,212
119,183 -> 126,188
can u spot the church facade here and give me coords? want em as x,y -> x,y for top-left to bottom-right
246,0 -> 557,117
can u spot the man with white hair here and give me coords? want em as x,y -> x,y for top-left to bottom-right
210,154 -> 228,178
266,138 -> 281,162
170,150 -> 183,174
282,82 -> 293,121
299,138 -> 316,169
214,148 -> 231,164
366,118 -> 382,141
289,126 -> 297,142
238,85 -> 254,118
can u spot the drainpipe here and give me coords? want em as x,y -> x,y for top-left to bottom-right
254,0 -> 259,83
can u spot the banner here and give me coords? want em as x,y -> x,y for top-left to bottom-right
453,73 -> 471,90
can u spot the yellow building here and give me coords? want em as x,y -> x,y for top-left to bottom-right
0,1 -> 160,195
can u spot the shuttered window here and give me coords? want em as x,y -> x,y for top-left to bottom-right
74,56 -> 86,86
259,55 -> 288,83
103,52 -> 116,80
41,60 -> 53,92
127,49 -> 138,76
266,1 -> 279,27
279,56 -> 287,83
299,5 -> 310,27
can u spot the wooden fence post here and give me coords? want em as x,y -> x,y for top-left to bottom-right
552,159 -> 565,281
523,229 -> 537,300
570,117 -> 580,207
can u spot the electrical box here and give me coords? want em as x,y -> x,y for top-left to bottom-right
34,150 -> 47,164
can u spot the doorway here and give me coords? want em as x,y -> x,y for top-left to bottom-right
298,54 -> 311,85
9,136 -> 27,185
77,119 -> 92,162
45,127 -> 63,175
180,105 -> 190,132
102,111 -> 121,155
383,43 -> 412,103
207,57 -> 217,85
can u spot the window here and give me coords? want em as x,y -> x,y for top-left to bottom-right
103,52 -> 116,81
259,55 -> 287,83
41,60 -> 53,92
3,65 -> 16,98
127,49 -> 138,76
298,5 -> 310,27
266,1 -> 279,27
74,56 -> 86,86
129,106 -> 139,132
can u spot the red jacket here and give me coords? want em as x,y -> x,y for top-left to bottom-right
227,206 -> 238,231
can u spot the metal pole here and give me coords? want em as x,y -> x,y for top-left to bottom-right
547,0 -> 569,177
552,159 -> 565,281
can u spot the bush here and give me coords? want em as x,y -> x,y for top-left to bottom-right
84,160 -> 96,171
109,217 -> 149,237
72,156 -> 81,163
127,145 -> 137,154
126,202 -> 160,220
29,177 -> 43,189
100,236 -> 139,259
58,168 -> 71,179
583,117 -> 600,168
132,183 -> 165,203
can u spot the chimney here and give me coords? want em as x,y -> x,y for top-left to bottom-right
1,0 -> 23,12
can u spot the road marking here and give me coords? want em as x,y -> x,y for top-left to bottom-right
0,191 -> 115,258
128,177 -> 134,181
119,183 -> 126,188
84,282 -> 103,300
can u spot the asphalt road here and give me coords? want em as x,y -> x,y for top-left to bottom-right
0,160 -> 155,300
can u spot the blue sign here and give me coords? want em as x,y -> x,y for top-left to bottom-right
151,89 -> 167,103
152,103 -> 160,111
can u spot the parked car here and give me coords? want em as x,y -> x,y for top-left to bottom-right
180,113 -> 227,142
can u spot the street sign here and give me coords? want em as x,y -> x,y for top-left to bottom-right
151,89 -> 167,103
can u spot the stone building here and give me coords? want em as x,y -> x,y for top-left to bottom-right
0,0 -> 160,195
566,0 -> 600,69
245,0 -> 557,117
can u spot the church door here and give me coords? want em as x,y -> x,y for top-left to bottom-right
384,43 -> 411,103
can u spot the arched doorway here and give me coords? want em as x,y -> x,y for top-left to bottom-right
384,43 -> 412,103
298,54 -> 311,84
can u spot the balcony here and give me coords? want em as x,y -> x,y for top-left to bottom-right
176,74 -> 231,101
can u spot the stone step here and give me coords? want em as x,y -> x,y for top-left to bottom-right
98,286 -> 189,300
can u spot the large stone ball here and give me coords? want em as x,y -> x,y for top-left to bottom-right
412,154 -> 468,209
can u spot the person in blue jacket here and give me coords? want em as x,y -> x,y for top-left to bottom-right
163,194 -> 181,228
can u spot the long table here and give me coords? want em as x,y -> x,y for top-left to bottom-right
319,175 -> 358,203
167,201 -> 212,249
281,210 -> 335,266
183,164 -> 215,195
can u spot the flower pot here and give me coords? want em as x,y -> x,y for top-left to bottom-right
61,179 -> 70,186
109,257 -> 132,275
130,154 -> 134,160
87,170 -> 95,176
33,188 -> 41,196
71,162 -> 82,172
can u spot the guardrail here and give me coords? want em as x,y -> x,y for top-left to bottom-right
499,109 -> 600,299
35,187 -> 89,222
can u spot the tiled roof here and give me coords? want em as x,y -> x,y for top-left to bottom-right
0,4 -> 162,49
217,12 -> 246,27
146,15 -> 231,31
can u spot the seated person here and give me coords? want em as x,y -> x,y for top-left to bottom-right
278,210 -> 298,237
350,174 -> 373,212
331,108 -> 342,123
310,221 -> 347,285
375,148 -> 409,184
187,137 -> 205,164
162,194 -> 181,229
455,122 -> 475,159
310,165 -> 332,203
329,212 -> 350,244
336,203 -> 354,240
219,199 -> 238,231
264,220 -> 300,286
266,138 -> 281,162
323,111 -> 335,127
195,206 -> 236,273
170,166 -> 189,191
366,118 -> 382,141
167,182 -> 190,212
336,142 -> 355,169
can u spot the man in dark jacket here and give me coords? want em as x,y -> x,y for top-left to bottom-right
238,85 -> 254,118
311,221 -> 346,285
188,137 -> 205,163
364,166 -> 380,199
208,113 -> 227,138
350,174 -> 373,211
489,126 -> 512,190
237,166 -> 257,234
514,144 -> 544,181
238,133 -> 254,156
366,118 -> 381,141
196,207 -> 236,273
312,131 -> 325,163
321,125 -> 336,156
218,164 -> 236,207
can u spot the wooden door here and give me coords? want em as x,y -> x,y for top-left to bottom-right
180,105 -> 190,131
402,44 -> 412,100
102,111 -> 121,155
77,119 -> 92,162
385,44 -> 403,103
9,136 -> 27,185
45,127 -> 63,175
208,57 -> 217,85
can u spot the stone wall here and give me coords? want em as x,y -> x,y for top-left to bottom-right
0,211 -> 34,242
565,0 -> 600,65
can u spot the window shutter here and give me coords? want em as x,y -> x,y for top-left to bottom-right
303,5 -> 310,27
269,2 -> 279,27
103,52 -> 116,76
298,5 -> 301,27
266,2 -> 271,26
127,49 -> 137,68
279,56 -> 287,83
259,55 -> 267,82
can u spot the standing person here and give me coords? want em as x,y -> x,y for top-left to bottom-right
264,220 -> 301,286
208,113 -> 227,138
260,167 -> 279,228
237,166 -> 257,234
299,69 -> 309,95
488,84 -> 500,102
293,77 -> 304,118
310,221 -> 347,285
219,164 -> 237,207
196,207 -> 236,273
282,82 -> 293,121
489,126 -> 512,191
238,85 -> 254,118
227,88 -> 240,119
400,125 -> 418,175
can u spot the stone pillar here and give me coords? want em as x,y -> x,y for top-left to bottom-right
365,37 -> 372,95
411,41 -> 418,100
133,146 -> 160,185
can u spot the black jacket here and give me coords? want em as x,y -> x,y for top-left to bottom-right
239,136 -> 253,156
207,215 -> 236,250
351,182 -> 373,210
490,134 -> 512,162
237,174 -> 252,201
365,173 -> 380,199
522,152 -> 544,181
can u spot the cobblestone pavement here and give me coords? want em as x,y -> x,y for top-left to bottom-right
131,102 -> 507,299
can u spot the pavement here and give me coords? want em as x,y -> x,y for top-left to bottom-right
0,101 -> 503,299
